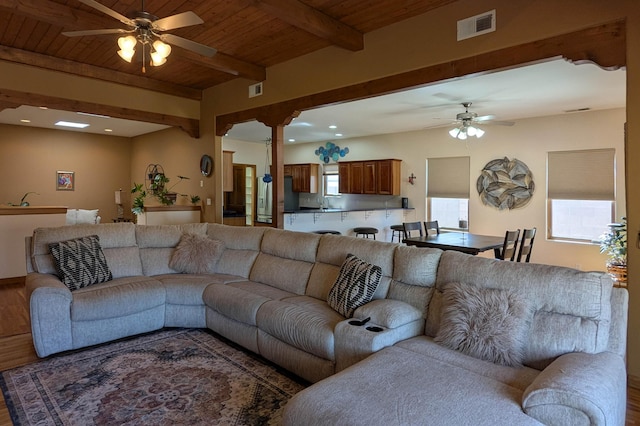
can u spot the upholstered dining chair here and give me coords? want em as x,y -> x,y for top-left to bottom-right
494,229 -> 521,261
424,220 -> 440,235
516,228 -> 537,262
403,222 -> 423,240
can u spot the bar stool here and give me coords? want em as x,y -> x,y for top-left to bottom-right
390,224 -> 404,242
354,227 -> 378,240
313,230 -> 341,235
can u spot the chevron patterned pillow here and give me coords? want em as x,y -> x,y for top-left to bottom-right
328,253 -> 382,318
49,235 -> 113,291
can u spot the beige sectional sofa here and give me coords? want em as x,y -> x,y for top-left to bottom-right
24,222 -> 628,425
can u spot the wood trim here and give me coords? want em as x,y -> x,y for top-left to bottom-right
143,205 -> 202,212
629,374 -> 640,390
216,20 -> 626,134
0,206 -> 67,215
0,45 -> 202,100
0,89 -> 200,138
0,276 -> 25,287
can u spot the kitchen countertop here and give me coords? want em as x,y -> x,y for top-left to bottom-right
284,207 -> 414,214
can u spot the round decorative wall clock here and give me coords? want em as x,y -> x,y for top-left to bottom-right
476,157 -> 535,210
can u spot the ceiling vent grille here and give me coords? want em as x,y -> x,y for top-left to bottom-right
457,10 -> 496,41
249,82 -> 263,98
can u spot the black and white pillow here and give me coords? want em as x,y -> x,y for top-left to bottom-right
49,235 -> 112,291
327,253 -> 382,318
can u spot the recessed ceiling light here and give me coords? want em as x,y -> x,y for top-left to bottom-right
288,138 -> 295,142
329,125 -> 337,129
39,106 -> 48,110
20,119 -> 31,123
104,128 -> 113,132
335,133 -> 343,137
55,121 -> 90,129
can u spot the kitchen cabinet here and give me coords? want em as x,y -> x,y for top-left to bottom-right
338,159 -> 401,195
223,150 -> 234,192
377,159 -> 402,195
284,163 -> 319,193
363,161 -> 377,194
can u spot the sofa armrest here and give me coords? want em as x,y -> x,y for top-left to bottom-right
353,299 -> 422,328
334,299 -> 424,372
26,273 -> 73,357
522,351 -> 626,426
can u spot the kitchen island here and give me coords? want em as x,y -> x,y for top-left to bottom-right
283,207 -> 415,241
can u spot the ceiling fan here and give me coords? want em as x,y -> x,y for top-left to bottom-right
63,0 -> 217,72
448,102 -> 514,140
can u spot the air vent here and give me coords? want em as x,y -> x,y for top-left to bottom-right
249,82 -> 263,98
457,10 -> 496,41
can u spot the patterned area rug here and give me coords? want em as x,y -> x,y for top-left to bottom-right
0,329 -> 307,425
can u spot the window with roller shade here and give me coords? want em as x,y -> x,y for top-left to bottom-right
427,157 -> 470,229
547,149 -> 615,241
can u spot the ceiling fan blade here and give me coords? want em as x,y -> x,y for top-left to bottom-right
78,0 -> 135,27
62,28 -> 130,37
484,120 -> 516,126
153,11 -> 204,31
159,34 -> 217,57
475,114 -> 496,122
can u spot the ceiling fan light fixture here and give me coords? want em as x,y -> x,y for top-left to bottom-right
117,48 -> 135,63
475,127 -> 485,137
118,35 -> 137,51
467,125 -> 477,136
150,52 -> 167,66
152,40 -> 171,58
449,128 -> 460,138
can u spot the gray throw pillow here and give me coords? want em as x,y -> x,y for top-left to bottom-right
169,233 -> 225,274
327,253 -> 382,318
49,235 -> 112,291
434,282 -> 531,367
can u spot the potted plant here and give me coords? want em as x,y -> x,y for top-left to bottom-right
599,217 -> 627,286
131,174 -> 190,215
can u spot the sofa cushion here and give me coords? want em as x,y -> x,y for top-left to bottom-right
430,250 -> 613,370
169,233 -> 225,274
31,223 -> 142,278
207,223 -> 265,278
327,254 -> 382,318
434,282 -> 531,367
257,296 -> 345,360
71,276 -> 165,321
49,235 -> 113,291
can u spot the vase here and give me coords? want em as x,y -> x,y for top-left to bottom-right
606,262 -> 627,288
166,192 -> 178,205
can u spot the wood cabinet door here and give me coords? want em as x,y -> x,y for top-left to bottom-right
350,162 -> 364,194
223,151 -> 234,192
300,165 -> 311,192
339,162 -> 351,193
291,165 -> 303,192
363,161 -> 377,194
377,159 -> 401,195
283,165 -> 292,176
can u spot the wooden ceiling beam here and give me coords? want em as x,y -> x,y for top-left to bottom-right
0,45 -> 202,99
0,0 -> 266,82
0,88 -> 200,138
253,0 -> 363,51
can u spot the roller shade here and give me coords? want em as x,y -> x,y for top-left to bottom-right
548,149 -> 615,200
427,156 -> 470,198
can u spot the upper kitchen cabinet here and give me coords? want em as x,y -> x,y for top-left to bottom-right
223,150 -> 234,192
284,163 -> 319,193
339,159 -> 401,195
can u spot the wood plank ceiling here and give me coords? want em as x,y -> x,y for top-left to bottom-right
0,0 -> 460,100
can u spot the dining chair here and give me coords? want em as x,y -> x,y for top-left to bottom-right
403,222 -> 423,240
516,228 -> 537,262
494,229 -> 520,261
424,220 -> 440,235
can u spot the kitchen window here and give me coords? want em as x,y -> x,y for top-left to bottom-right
323,164 -> 340,196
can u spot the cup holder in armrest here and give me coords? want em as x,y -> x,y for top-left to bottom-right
366,326 -> 383,332
348,317 -> 371,326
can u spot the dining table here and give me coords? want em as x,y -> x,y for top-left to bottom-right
403,232 -> 505,256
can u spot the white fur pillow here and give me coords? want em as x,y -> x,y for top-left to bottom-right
169,233 -> 225,274
434,282 -> 531,367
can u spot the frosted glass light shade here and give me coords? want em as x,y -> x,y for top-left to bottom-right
118,35 -> 136,50
117,48 -> 135,63
152,40 -> 171,58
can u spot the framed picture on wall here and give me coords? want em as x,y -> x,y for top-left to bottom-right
56,171 -> 75,191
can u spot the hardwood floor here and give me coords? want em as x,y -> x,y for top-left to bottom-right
0,279 -> 639,425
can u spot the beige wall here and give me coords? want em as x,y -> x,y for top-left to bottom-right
0,124 -> 131,220
202,0 -> 640,378
282,108 -> 626,270
130,127 -> 213,218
